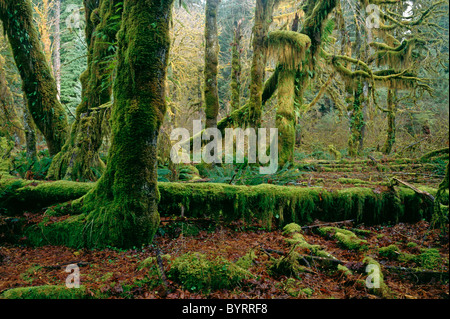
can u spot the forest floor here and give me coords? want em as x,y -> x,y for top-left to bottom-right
0,219 -> 448,299
0,156 -> 448,299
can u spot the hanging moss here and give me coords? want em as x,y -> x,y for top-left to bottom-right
267,31 -> 311,70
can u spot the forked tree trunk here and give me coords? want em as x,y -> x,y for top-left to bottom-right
44,0 -> 175,248
0,0 -> 69,155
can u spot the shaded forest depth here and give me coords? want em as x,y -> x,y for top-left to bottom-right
0,0 -> 449,300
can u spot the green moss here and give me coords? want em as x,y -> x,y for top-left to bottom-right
415,248 -> 442,270
379,245 -> 400,260
235,249 -> 257,270
42,0 -> 177,249
282,223 -> 303,235
1,177 -> 437,247
406,242 -> 418,248
0,285 -> 91,299
337,264 -> 352,277
20,264 -> 43,284
168,252 -> 252,293
268,251 -> 308,279
0,178 -> 93,215
138,254 -> 171,271
318,227 -> 368,251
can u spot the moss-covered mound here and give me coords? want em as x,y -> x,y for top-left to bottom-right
167,252 -> 252,293
0,285 -> 91,299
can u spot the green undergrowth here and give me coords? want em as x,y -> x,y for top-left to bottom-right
379,245 -> 445,270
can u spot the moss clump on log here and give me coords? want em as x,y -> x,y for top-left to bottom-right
318,226 -> 368,251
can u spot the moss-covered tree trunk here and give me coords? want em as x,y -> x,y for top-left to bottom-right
382,87 -> 396,155
23,100 -> 37,160
47,0 -> 120,181
39,0 -> 175,248
248,0 -> 278,128
0,0 -> 68,156
0,55 -> 25,144
276,67 -> 296,165
204,0 -> 220,128
230,19 -> 241,112
348,80 -> 365,157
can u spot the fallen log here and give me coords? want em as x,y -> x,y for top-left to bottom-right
392,177 -> 435,202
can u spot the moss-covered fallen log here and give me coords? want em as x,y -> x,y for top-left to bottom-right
1,175 -> 441,228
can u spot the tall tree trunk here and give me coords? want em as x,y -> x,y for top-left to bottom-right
276,67 -> 296,165
39,0 -> 175,248
53,0 -> 61,100
0,55 -> 25,145
248,0 -> 278,129
23,98 -> 37,160
204,0 -> 220,128
230,19 -> 241,112
382,86 -> 396,155
348,80 -> 365,157
0,0 -> 68,156
47,0 -> 119,181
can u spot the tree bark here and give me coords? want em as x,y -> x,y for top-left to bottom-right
382,87 -> 396,155
53,0 -> 61,100
204,0 -> 220,128
0,0 -> 69,156
230,19 -> 241,112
